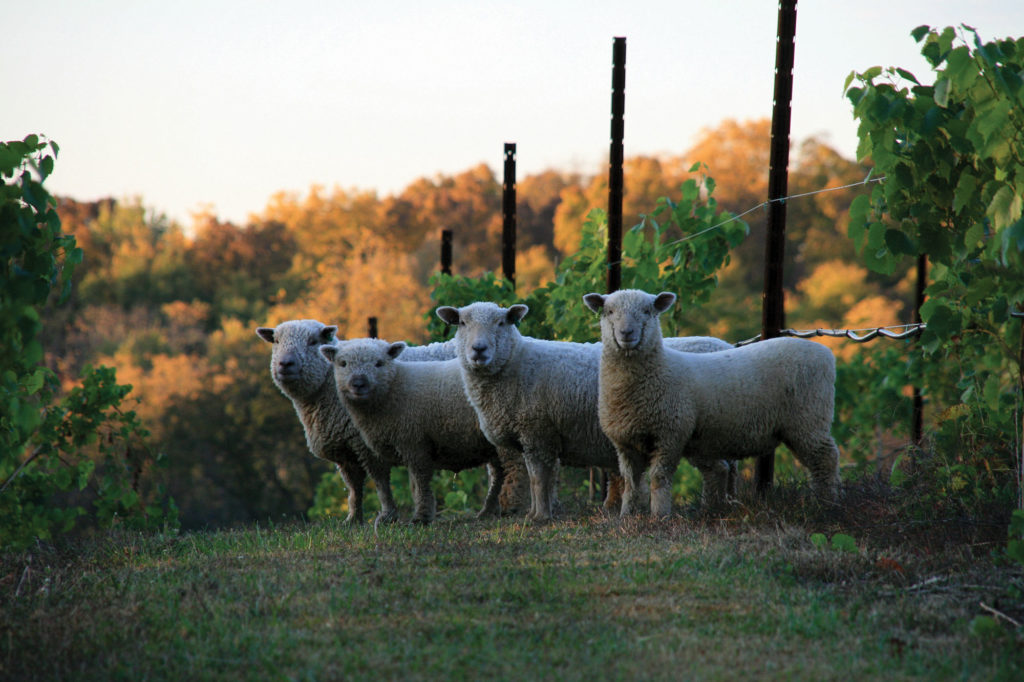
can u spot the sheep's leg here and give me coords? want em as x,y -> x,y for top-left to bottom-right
693,459 -> 731,508
498,449 -> 530,516
406,455 -> 437,524
477,461 -> 504,519
522,447 -> 556,522
363,460 -> 398,525
335,462 -> 365,525
648,450 -> 684,519
604,471 -> 624,512
617,446 -> 647,517
726,460 -> 739,498
789,435 -> 842,501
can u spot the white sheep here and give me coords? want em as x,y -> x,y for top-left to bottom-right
256,322 -> 470,524
435,301 -> 734,522
583,289 -> 842,518
319,338 -> 523,524
256,320 -> 398,525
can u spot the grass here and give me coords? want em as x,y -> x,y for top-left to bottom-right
1,477 -> 1022,681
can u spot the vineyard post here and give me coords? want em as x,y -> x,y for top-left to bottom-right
757,0 -> 797,494
502,143 -> 517,288
912,254 -> 927,446
593,36 -> 627,503
607,36 -> 626,296
441,229 -> 453,275
368,317 -> 378,339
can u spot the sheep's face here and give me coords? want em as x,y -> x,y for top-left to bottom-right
437,302 -> 527,375
256,320 -> 337,399
583,289 -> 676,352
320,338 -> 404,404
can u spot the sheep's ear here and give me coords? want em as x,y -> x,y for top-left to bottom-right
436,306 -> 460,326
387,342 -> 406,359
320,325 -> 338,343
507,304 -> 529,324
582,293 -> 606,313
256,327 -> 275,343
319,344 -> 338,363
653,292 -> 677,313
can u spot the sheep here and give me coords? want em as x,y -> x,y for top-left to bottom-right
256,321 -> 466,524
320,338 -> 524,524
583,288 -> 842,518
435,301 -> 735,522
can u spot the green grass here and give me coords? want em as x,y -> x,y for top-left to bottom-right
2,481 -> 1022,681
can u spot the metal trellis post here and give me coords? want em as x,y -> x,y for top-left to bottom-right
502,143 -> 517,288
757,0 -> 797,494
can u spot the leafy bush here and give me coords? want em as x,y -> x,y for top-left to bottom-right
1,136 -> 176,548
846,25 -> 1024,506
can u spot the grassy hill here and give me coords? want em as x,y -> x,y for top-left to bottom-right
1,479 -> 1021,681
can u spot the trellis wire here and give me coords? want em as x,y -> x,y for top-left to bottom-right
601,171 -> 887,270
664,172 -> 887,249
735,322 -> 926,347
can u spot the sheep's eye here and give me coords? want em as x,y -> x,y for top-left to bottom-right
339,360 -> 347,368
375,360 -> 383,368
459,320 -> 466,326
308,337 -> 318,346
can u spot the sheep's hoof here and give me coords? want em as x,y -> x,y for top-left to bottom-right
341,513 -> 364,526
476,506 -> 500,520
375,509 -> 399,525
409,517 -> 433,526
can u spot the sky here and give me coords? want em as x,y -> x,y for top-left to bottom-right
5,1 -> 1024,228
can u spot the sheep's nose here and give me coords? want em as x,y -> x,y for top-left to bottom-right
350,375 -> 368,389
471,342 -> 488,353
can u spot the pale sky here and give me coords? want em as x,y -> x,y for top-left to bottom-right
6,1 -> 1023,227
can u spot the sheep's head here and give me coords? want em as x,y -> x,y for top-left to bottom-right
436,301 -> 527,375
256,320 -> 337,399
320,338 -> 404,404
583,289 -> 676,352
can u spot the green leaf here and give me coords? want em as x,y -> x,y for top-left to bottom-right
895,67 -> 920,84
968,615 -> 1004,639
830,533 -> 857,553
867,221 -> 887,251
847,194 -> 870,245
911,25 -> 931,43
1001,217 -> 1024,260
810,533 -> 827,549
884,229 -> 916,255
921,302 -> 961,339
988,183 -> 1023,230
933,78 -> 950,107
953,172 -> 978,214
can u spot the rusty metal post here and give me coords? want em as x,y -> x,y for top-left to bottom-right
607,36 -> 626,295
757,0 -> 798,494
440,229 -> 453,275
368,317 -> 378,339
912,254 -> 927,446
502,143 -> 517,288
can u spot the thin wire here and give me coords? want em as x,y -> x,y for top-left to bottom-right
663,173 -> 887,248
